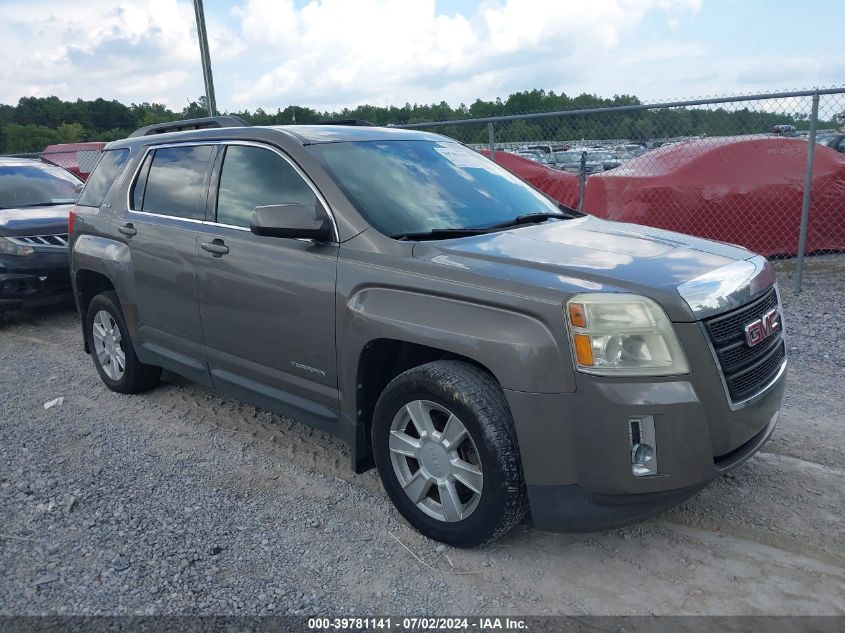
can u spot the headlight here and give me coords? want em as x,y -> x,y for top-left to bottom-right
0,237 -> 35,256
566,293 -> 689,376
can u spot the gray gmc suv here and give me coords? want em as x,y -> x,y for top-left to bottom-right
69,117 -> 786,546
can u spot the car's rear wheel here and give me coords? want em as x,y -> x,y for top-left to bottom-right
372,360 -> 528,547
85,291 -> 161,394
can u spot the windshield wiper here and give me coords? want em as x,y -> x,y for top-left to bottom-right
392,228 -> 489,241
390,228 -> 487,240
7,201 -> 75,209
483,212 -> 570,230
392,212 -> 572,241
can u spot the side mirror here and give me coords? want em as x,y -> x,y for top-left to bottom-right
250,204 -> 332,241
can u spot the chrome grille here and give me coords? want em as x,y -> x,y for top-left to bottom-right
7,234 -> 69,249
706,289 -> 779,345
704,287 -> 785,403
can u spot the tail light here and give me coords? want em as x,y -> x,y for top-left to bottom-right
68,206 -> 77,235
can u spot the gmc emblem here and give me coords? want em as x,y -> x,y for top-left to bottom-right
744,308 -> 780,347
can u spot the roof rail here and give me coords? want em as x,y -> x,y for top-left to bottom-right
129,115 -> 250,138
317,119 -> 376,127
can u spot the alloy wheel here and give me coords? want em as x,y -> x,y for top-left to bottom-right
388,399 -> 484,522
92,310 -> 126,381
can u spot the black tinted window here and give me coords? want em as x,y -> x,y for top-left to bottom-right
142,145 -> 213,219
216,145 -> 317,227
77,149 -> 129,207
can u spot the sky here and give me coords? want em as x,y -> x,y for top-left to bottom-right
1,0 -> 843,113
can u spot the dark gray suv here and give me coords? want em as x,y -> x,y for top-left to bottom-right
70,117 -> 786,546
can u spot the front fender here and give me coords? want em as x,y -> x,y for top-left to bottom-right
342,286 -> 574,400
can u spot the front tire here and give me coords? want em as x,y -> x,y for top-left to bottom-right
85,291 -> 161,394
372,360 -> 528,547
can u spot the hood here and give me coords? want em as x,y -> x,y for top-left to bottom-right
0,204 -> 73,237
413,215 -> 756,322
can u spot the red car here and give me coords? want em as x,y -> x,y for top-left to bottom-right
41,142 -> 106,182
488,138 -> 845,257
480,150 -> 580,208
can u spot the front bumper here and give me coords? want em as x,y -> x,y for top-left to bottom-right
525,408 -> 778,532
505,321 -> 786,532
0,253 -> 72,309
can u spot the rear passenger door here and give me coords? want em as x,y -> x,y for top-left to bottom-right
122,143 -> 215,385
195,143 -> 340,416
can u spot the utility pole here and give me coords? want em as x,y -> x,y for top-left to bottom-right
192,0 -> 217,117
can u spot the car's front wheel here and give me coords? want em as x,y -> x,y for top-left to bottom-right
372,360 -> 528,547
85,291 -> 161,394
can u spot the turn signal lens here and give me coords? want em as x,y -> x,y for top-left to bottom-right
568,302 -> 587,328
573,334 -> 594,366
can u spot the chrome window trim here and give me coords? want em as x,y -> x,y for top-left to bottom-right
698,284 -> 787,411
126,209 -> 205,225
124,139 -> 339,242
202,221 -> 250,232
677,255 -> 774,320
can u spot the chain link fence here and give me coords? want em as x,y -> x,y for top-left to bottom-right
2,143 -> 106,182
398,88 -> 845,291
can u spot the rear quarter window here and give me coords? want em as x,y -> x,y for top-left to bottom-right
77,149 -> 130,207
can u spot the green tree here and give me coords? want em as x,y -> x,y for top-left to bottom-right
0,91 -> 812,154
56,122 -> 84,143
3,124 -> 60,152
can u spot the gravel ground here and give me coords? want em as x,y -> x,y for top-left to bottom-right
0,257 -> 843,616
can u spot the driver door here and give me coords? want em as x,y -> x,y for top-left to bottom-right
196,143 -> 340,419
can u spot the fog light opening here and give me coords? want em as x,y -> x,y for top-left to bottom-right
629,416 -> 657,477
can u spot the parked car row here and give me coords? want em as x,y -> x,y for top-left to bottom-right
510,143 -> 650,173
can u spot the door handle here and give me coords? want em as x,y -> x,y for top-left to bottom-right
201,239 -> 229,256
118,223 -> 137,237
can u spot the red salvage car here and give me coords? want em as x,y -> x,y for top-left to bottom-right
488,138 -> 845,257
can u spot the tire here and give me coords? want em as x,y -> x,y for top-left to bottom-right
372,360 -> 528,547
85,291 -> 161,394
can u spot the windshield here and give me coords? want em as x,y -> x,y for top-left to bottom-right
0,162 -> 83,209
308,140 -> 561,237
586,152 -> 614,161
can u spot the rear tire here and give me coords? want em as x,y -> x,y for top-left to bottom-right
85,291 -> 161,394
372,360 -> 527,547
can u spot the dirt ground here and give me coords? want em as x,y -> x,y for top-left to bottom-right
0,258 -> 843,616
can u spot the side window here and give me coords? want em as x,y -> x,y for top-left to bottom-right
140,145 -> 213,220
216,145 -> 318,228
77,149 -> 130,207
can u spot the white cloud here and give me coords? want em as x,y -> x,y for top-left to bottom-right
13,0 -> 842,117
0,0 -> 240,106
229,0 -> 704,110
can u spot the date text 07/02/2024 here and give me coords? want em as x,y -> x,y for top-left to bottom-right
306,617 -> 528,630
